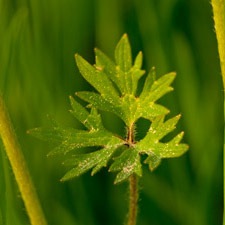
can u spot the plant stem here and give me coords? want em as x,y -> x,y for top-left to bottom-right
211,0 -> 225,86
211,0 -> 225,224
127,123 -> 138,225
0,94 -> 47,225
127,123 -> 134,145
128,174 -> 138,225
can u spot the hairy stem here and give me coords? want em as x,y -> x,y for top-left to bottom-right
127,123 -> 138,225
0,94 -> 47,225
211,1 -> 225,224
128,174 -> 138,225
127,123 -> 134,145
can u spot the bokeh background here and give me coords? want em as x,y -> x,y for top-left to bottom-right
0,0 -> 223,224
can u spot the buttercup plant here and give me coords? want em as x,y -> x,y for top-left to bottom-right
29,34 -> 188,225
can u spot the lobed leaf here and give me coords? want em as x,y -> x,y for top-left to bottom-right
141,72 -> 176,103
144,153 -> 161,171
109,147 -> 142,184
135,116 -> 189,170
75,54 -> 120,104
29,102 -> 125,158
76,91 -> 124,120
61,145 -> 119,181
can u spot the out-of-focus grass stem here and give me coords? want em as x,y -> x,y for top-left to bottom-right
211,0 -> 225,224
0,93 -> 47,225
211,0 -> 225,87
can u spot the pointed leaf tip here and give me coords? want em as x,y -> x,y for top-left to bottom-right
134,51 -> 143,69
115,33 -> 132,72
122,33 -> 128,38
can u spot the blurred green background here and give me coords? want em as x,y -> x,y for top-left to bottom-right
0,0 -> 223,224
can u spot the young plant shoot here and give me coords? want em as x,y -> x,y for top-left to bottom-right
29,34 -> 189,225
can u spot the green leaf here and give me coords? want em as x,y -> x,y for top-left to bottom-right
140,72 -> 176,103
144,153 -> 162,171
76,35 -> 174,127
76,91 -> 123,120
134,51 -> 143,69
115,33 -> 132,72
29,103 -> 124,158
95,48 -> 118,87
29,33 -> 188,184
139,102 -> 169,121
61,145 -> 118,181
27,117 -> 66,143
47,129 -> 122,156
140,67 -> 156,99
69,96 -> 90,129
109,147 -> 142,184
75,54 -> 120,104
135,115 -> 189,170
